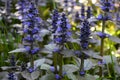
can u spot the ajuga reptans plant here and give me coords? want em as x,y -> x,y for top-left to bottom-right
17,0 -> 42,72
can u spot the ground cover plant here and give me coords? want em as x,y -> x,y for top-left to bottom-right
0,0 -> 120,80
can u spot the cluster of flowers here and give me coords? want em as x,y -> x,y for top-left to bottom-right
97,0 -> 115,38
51,9 -> 60,33
79,5 -> 91,49
97,0 -> 114,21
54,13 -> 71,45
100,0 -> 114,12
17,0 -> 41,55
75,5 -> 91,22
51,9 -> 71,50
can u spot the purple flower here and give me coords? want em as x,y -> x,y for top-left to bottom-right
63,0 -> 68,7
79,70 -> 85,76
23,28 -> 28,33
66,23 -> 71,29
56,27 -> 62,32
96,32 -> 108,38
53,48 -> 61,53
74,50 -> 81,55
62,72 -> 67,76
66,32 -> 72,36
55,74 -> 61,80
98,61 -> 105,65
50,66 -> 55,72
24,46 -> 31,52
8,72 -> 16,80
23,35 -> 34,42
31,47 -> 40,54
81,42 -> 89,49
116,13 -> 120,22
97,14 -> 103,20
32,27 -> 39,34
23,21 -> 32,27
55,37 -> 62,43
97,14 -> 112,21
28,67 -> 34,73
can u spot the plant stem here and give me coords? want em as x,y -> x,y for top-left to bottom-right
30,54 -> 34,68
59,53 -> 63,77
30,35 -> 34,68
80,53 -> 84,73
99,15 -> 105,77
107,63 -> 111,77
53,53 -> 58,74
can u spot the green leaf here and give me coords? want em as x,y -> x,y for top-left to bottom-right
40,64 -> 51,71
114,64 -> 120,74
40,48 -> 52,54
77,74 -> 97,80
103,55 -> 117,64
73,56 -> 81,67
108,36 -> 120,43
74,58 -> 95,70
45,59 -> 53,65
31,71 -> 40,80
1,66 -> 18,70
39,73 -> 55,80
40,29 -> 50,37
83,50 -> 102,59
63,64 -> 79,73
0,72 -> 8,80
27,58 -> 46,68
21,71 -> 32,80
8,48 -> 26,53
85,74 -> 97,80
67,73 -> 77,80
61,49 -> 75,57
84,59 -> 94,70
44,43 -> 58,52
88,17 -> 98,23
68,38 -> 80,44
21,70 -> 40,80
